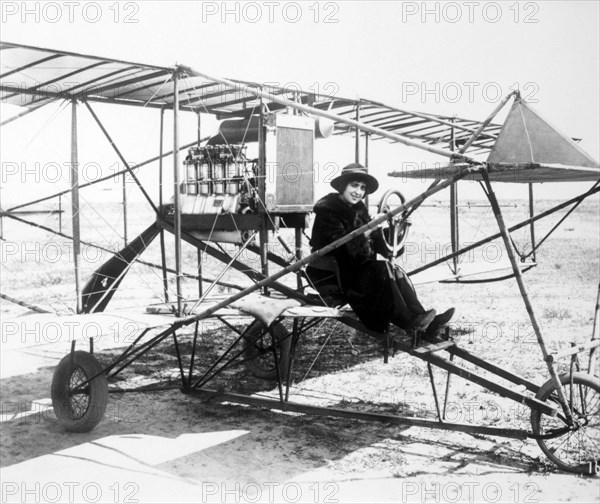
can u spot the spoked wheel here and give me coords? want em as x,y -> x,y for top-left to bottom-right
377,189 -> 411,256
243,320 -> 292,380
51,351 -> 108,432
531,372 -> 600,474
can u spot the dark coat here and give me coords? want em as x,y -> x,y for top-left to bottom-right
310,193 -> 395,333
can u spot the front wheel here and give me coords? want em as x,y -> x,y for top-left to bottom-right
51,351 -> 108,432
531,372 -> 600,475
242,321 -> 291,380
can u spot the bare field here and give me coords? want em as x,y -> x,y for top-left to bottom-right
1,194 -> 599,503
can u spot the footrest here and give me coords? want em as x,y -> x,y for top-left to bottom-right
412,340 -> 456,354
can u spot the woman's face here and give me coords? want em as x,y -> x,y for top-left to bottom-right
340,180 -> 367,206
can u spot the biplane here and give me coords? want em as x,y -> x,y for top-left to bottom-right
1,41 -> 599,475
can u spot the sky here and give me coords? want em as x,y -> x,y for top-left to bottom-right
1,0 -> 599,207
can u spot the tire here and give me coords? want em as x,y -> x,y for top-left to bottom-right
51,350 -> 108,432
531,372 -> 600,475
242,321 -> 291,380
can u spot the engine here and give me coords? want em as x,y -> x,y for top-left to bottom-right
182,143 -> 257,216
162,113 -> 324,243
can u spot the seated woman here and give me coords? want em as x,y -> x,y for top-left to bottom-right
307,163 -> 454,339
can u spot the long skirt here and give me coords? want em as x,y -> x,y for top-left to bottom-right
341,260 -> 425,333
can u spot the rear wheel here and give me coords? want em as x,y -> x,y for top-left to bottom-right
51,351 -> 108,432
531,372 -> 600,474
243,321 -> 291,380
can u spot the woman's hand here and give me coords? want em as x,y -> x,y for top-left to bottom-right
372,212 -> 389,222
364,213 -> 387,237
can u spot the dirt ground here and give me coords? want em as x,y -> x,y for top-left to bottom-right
1,198 -> 599,503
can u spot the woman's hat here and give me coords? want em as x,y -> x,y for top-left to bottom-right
330,163 -> 379,195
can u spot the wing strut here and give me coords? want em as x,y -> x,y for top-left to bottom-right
449,118 -> 459,274
0,293 -> 51,313
481,169 -> 574,422
173,69 -> 183,315
83,101 -> 159,215
70,99 -> 82,313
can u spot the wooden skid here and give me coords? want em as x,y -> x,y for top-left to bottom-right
448,346 -> 539,393
188,388 -> 530,439
415,350 -> 555,416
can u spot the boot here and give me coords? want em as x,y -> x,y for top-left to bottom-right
423,308 -> 455,341
408,309 -> 436,331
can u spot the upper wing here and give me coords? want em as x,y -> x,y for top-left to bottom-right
0,41 -> 498,157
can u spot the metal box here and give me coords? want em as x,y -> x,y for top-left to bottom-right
264,113 -> 315,213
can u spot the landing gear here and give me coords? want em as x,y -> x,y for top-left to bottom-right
51,351 -> 108,432
531,372 -> 600,475
243,320 -> 292,380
